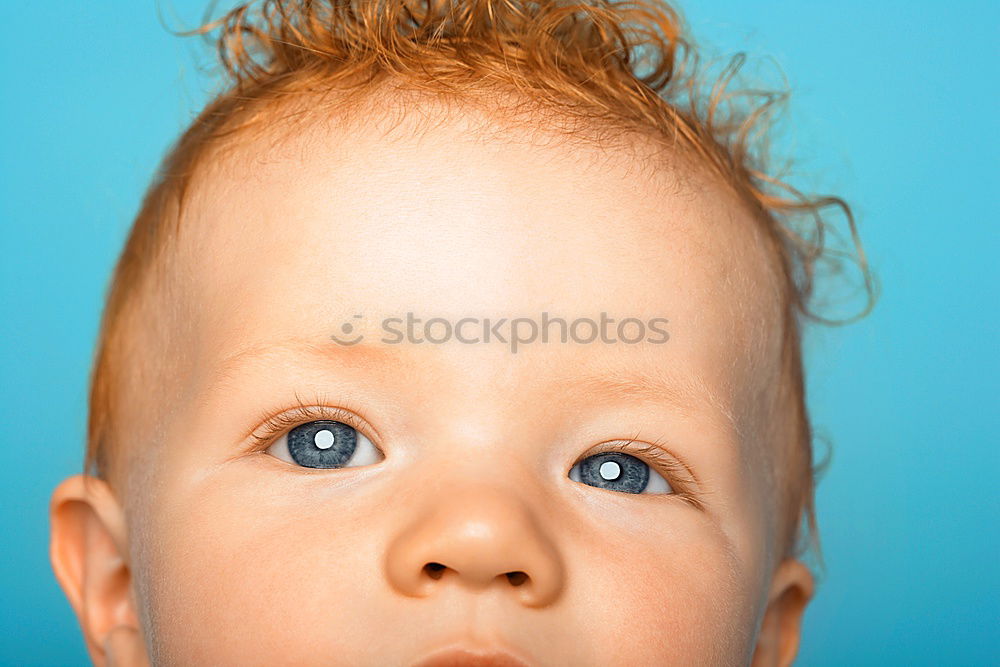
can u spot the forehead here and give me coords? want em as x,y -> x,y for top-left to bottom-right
171,102 -> 785,435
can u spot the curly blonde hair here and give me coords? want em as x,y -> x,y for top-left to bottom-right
86,0 -> 877,561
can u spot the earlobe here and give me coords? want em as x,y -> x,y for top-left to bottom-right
49,474 -> 149,666
751,558 -> 815,667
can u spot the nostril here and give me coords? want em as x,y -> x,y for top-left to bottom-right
423,563 -> 528,586
506,571 -> 528,586
424,562 -> 446,580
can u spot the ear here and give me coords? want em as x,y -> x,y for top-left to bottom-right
751,558 -> 815,667
49,474 -> 150,666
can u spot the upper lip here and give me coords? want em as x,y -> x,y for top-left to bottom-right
410,645 -> 532,667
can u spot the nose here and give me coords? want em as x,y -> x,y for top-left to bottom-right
384,484 -> 565,608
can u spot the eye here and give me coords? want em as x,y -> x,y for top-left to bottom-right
569,450 -> 673,494
266,419 -> 382,469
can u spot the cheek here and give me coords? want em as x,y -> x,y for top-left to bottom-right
135,471 -> 390,664
559,509 -> 759,666
132,462 -> 763,666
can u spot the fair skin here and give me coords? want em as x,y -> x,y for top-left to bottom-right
50,97 -> 813,665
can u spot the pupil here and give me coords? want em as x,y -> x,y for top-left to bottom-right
599,460 -> 621,480
314,429 -> 335,449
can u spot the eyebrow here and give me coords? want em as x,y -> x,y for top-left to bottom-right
205,336 -> 415,393
561,365 -> 741,437
206,337 -> 741,436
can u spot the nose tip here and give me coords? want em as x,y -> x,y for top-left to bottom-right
385,487 -> 564,608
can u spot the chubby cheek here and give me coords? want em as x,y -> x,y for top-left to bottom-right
559,500 -> 759,666
133,461 -> 762,667
137,470 -> 392,665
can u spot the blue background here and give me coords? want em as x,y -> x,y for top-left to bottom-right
2,1 -> 997,664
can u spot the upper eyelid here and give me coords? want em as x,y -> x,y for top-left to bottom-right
246,401 -> 381,451
588,437 -> 698,481
585,438 -> 703,501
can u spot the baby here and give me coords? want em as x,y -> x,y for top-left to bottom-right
48,0 -> 875,665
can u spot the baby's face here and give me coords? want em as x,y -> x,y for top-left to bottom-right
127,105 -> 798,665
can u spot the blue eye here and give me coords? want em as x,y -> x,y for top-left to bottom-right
266,420 -> 382,469
569,451 -> 673,494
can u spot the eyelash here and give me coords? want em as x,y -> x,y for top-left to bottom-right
248,395 -> 702,508
585,437 -> 703,509
248,392 -> 377,451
